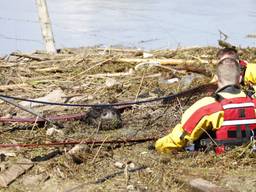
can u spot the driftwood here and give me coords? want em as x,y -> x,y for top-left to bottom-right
0,62 -> 26,68
65,165 -> 147,192
10,52 -> 48,61
117,58 -> 217,65
70,58 -> 112,80
29,57 -> 80,65
35,66 -> 65,73
177,176 -> 235,192
0,84 -> 28,91
190,178 -> 234,192
96,47 -> 143,54
86,69 -> 134,78
120,58 -> 214,76
172,64 -> 212,76
0,159 -> 33,187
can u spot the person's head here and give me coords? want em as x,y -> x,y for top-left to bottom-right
217,58 -> 240,88
217,48 -> 239,61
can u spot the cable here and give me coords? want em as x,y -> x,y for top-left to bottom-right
0,16 -> 38,23
0,33 -> 43,44
0,83 -> 215,108
0,137 -> 157,148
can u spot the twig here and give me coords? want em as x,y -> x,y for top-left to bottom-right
65,165 -> 147,192
91,136 -> 109,164
132,70 -> 146,113
118,58 -> 216,65
176,97 -> 184,114
200,127 -> 218,146
29,116 -> 39,136
10,52 -> 48,61
90,120 -> 102,151
124,163 -> 129,185
86,69 -> 134,78
0,83 -> 29,91
70,58 -> 112,80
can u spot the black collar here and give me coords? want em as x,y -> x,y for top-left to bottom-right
215,84 -> 241,94
213,84 -> 241,101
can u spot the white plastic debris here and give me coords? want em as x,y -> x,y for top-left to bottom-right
135,62 -> 160,71
127,185 -> 135,191
140,151 -> 148,155
128,162 -> 135,169
68,144 -> 88,155
143,52 -> 153,58
114,161 -> 125,169
105,78 -> 119,88
0,151 -> 16,158
46,127 -> 64,137
19,88 -> 66,108
159,77 -> 179,84
146,167 -> 153,173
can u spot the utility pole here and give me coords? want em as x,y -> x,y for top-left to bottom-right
35,0 -> 56,53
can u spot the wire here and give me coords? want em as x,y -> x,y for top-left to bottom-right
0,83 -> 215,108
0,33 -> 43,44
0,137 -> 157,148
0,16 -> 38,24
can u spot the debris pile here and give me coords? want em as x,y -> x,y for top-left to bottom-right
0,46 -> 255,191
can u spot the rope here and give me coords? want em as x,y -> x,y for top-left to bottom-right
0,137 -> 157,148
0,83 -> 215,108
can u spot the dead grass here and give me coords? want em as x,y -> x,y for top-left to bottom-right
0,46 -> 256,191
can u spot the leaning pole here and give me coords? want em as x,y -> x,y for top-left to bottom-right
35,0 -> 56,53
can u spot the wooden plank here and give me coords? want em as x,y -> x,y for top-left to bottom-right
189,178 -> 233,192
0,159 -> 33,187
117,58 -> 217,65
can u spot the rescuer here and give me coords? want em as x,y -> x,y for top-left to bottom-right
216,48 -> 256,97
155,58 -> 256,153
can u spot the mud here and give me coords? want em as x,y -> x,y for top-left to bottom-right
0,46 -> 255,191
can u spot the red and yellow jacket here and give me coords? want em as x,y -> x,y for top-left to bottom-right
155,85 -> 256,153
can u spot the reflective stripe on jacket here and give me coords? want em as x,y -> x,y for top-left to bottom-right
216,96 -> 256,142
155,86 -> 256,153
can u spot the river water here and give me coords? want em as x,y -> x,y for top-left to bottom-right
0,0 -> 256,54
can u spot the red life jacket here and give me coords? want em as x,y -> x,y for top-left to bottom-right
216,96 -> 256,144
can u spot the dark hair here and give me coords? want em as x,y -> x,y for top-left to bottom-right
216,48 -> 239,60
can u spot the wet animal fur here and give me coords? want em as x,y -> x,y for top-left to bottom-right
81,107 -> 122,130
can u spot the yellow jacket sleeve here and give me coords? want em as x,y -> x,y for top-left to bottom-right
155,124 -> 187,153
155,97 -> 219,153
155,91 -> 247,153
244,63 -> 256,85
244,63 -> 256,96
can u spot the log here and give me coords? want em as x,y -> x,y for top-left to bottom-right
133,60 -> 212,76
0,159 -> 33,187
117,58 -> 217,65
10,52 -> 48,61
0,84 -> 28,91
173,64 -> 212,76
86,68 -> 134,78
189,178 -> 234,192
35,66 -> 64,73
96,47 -> 143,54
176,176 -> 235,192
0,62 -> 26,68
